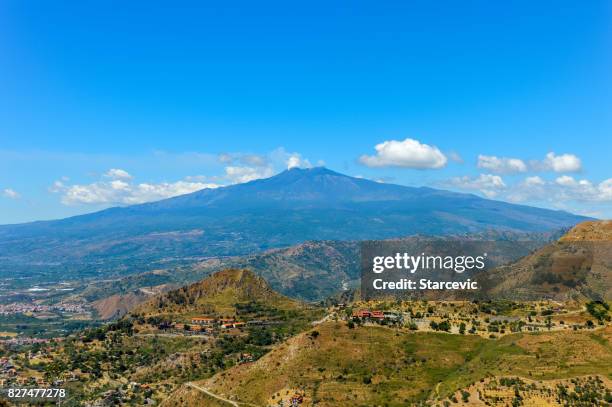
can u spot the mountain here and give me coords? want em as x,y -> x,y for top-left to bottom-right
134,269 -> 301,317
0,167 -> 589,279
481,220 -> 612,300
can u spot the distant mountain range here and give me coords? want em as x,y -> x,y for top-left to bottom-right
83,221 -> 608,319
0,167 -> 589,277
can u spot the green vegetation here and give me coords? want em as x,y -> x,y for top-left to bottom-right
196,321 -> 612,406
587,301 -> 611,324
0,313 -> 99,338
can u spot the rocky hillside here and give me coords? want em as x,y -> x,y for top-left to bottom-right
559,220 -> 612,242
482,220 -> 612,301
195,240 -> 360,301
91,287 -> 170,320
134,269 -> 301,317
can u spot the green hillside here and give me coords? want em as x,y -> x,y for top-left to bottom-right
134,268 -> 305,318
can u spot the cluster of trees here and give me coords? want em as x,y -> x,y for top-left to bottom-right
81,318 -> 134,342
556,377 -> 612,405
477,300 -> 520,315
429,320 -> 451,332
235,301 -> 278,316
586,301 -> 610,324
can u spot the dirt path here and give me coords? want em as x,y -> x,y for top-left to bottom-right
185,382 -> 240,406
311,313 -> 333,326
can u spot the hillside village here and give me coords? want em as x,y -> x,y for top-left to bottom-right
2,293 -> 608,406
338,299 -> 609,338
0,222 -> 610,406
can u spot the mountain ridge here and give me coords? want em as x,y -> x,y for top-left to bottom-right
481,220 -> 612,300
0,167 -> 586,227
0,168 -> 590,280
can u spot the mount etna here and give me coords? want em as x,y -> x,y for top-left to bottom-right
0,167 -> 588,280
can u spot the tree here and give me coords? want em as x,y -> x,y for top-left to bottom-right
459,322 -> 466,335
586,301 -> 610,323
438,320 -> 451,332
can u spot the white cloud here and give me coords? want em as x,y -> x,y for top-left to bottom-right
51,148 -> 320,205
225,166 -> 274,183
502,175 -> 612,209
51,170 -> 219,206
598,179 -> 612,201
505,176 -> 548,202
475,152 -> 582,174
477,155 -> 527,174
286,153 -> 312,169
218,148 -> 314,179
267,147 -> 316,170
287,155 -> 301,169
449,174 -> 506,198
2,188 -> 20,199
216,153 -> 276,183
104,168 -> 132,180
542,152 -> 582,173
523,176 -> 545,186
555,175 -> 577,186
359,138 -> 447,169
110,180 -> 130,190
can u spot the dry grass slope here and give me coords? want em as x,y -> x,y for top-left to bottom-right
163,322 -> 611,406
484,220 -> 612,300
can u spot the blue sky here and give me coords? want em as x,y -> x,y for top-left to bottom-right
1,1 -> 611,223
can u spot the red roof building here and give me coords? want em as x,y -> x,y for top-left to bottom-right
370,310 -> 384,319
352,310 -> 371,318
